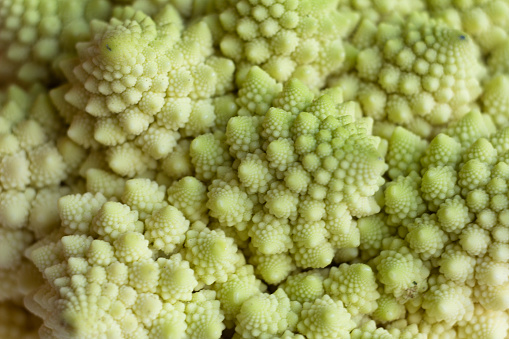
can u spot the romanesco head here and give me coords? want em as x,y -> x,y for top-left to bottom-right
213,0 -> 359,89
332,14 -> 483,139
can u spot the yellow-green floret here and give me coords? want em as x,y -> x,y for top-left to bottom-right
211,0 -> 359,89
25,177 -> 233,338
426,0 -> 509,56
191,67 -> 387,273
360,111 -> 509,335
53,4 -> 234,177
331,12 -> 484,139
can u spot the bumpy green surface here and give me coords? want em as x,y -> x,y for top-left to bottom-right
2,1 -> 509,338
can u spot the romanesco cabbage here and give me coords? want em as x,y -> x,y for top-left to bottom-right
0,1 -> 509,338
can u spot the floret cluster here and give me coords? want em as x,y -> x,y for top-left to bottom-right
0,0 -> 509,338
